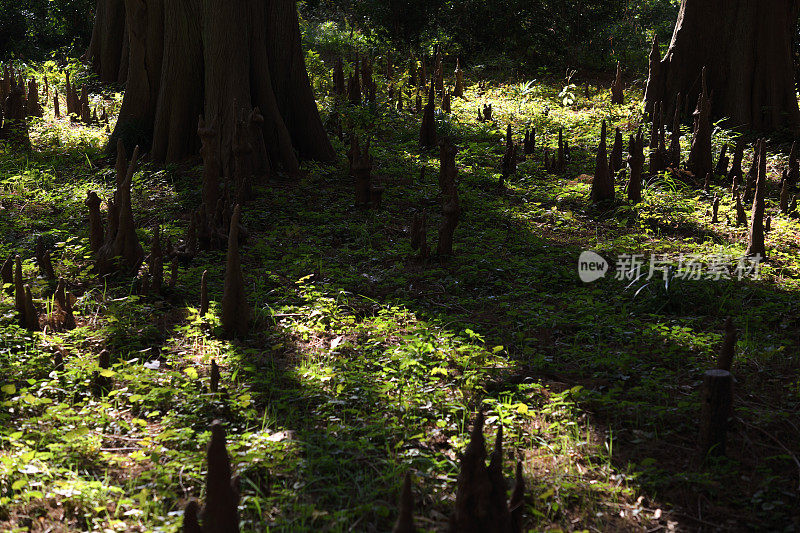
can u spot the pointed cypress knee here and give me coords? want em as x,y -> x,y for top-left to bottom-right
486,426 -> 513,532
711,195 -> 720,223
437,143 -> 461,256
610,62 -> 624,105
501,124 -> 517,185
450,412 -> 519,532
202,421 -> 240,532
735,193 -> 747,226
34,238 -> 55,281
715,144 -> 729,177
23,285 -> 39,331
687,68 -> 713,180
700,318 -> 737,460
591,121 -> 614,203
450,412 -> 491,533
744,142 -> 760,204
54,88 -> 61,118
729,138 -> 745,186
222,206 -> 250,338
745,139 -> 767,259
523,127 -> 535,155
392,472 -> 416,533
442,90 -> 451,113
54,349 -> 65,373
210,359 -> 220,393
54,277 -> 76,330
453,58 -> 465,98
609,127 -> 623,177
627,128 -> 645,204
420,82 -> 437,149
781,174 -> 791,213
85,191 -> 104,253
200,270 -> 209,316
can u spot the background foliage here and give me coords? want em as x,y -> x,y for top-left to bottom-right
0,0 -> 95,59
301,0 -> 682,72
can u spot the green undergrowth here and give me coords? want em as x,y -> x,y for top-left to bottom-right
0,63 -> 799,532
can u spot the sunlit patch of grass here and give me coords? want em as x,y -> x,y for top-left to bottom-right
1,60 -> 799,532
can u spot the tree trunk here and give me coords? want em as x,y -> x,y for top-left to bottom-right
645,0 -> 800,133
105,0 -> 334,172
86,0 -> 129,84
114,0 -> 164,148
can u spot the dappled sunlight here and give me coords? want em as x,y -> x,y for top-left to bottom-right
2,11 -> 800,529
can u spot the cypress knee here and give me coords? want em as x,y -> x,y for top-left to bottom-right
200,270 -> 209,316
420,82 -> 437,149
610,62 -> 624,105
699,369 -> 734,458
627,128 -> 645,204
687,68 -> 713,180
591,121 -> 614,203
437,143 -> 460,256
609,127 -> 623,177
745,139 -> 767,259
392,472 -> 416,533
221,205 -> 250,338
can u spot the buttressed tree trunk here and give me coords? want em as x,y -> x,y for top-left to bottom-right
104,0 -> 335,171
645,0 -> 800,132
87,0 -> 129,83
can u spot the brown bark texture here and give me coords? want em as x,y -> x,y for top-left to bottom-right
102,0 -> 334,170
645,0 -> 800,132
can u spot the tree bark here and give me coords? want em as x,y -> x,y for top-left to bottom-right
151,0 -> 203,162
106,0 -> 334,172
114,0 -> 164,148
87,0 -> 129,84
645,0 -> 800,133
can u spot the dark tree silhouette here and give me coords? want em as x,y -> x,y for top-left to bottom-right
645,0 -> 800,132
88,0 -> 335,172
86,0 -> 128,84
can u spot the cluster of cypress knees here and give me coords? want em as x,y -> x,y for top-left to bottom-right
0,63 -> 109,151
494,66 -> 783,261
332,46 -> 463,116
83,134 -> 252,339
332,49 -> 464,259
7,133 -> 252,344
3,48 -> 756,528
182,413 -> 525,533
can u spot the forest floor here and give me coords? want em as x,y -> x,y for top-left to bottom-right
1,62 -> 799,532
